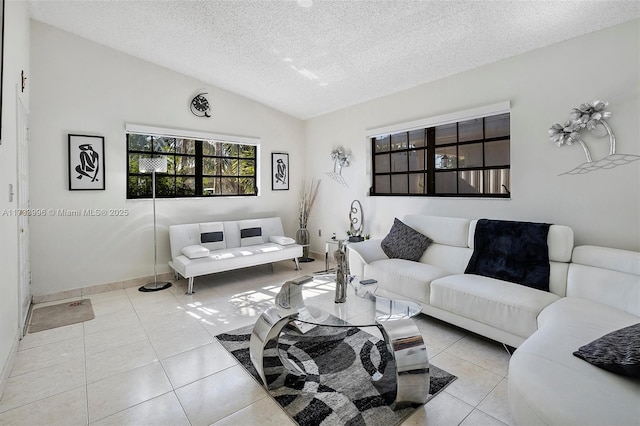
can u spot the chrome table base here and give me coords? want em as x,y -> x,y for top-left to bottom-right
249,296 -> 430,409
376,318 -> 430,408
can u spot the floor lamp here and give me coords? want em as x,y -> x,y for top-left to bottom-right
138,156 -> 172,292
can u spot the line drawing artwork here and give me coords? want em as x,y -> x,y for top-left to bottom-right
275,158 -> 287,185
271,152 -> 289,190
68,134 -> 105,190
76,144 -> 100,182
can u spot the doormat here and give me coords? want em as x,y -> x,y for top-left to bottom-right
28,299 -> 95,333
216,323 -> 456,426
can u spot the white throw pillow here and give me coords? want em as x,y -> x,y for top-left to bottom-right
181,245 -> 210,259
199,222 -> 226,250
269,235 -> 296,245
238,219 -> 264,247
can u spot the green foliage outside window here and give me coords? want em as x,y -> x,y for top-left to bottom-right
127,134 -> 257,199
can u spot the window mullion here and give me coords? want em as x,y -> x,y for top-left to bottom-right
455,123 -> 459,195
426,128 -> 435,195
195,142 -> 203,195
482,117 -> 487,194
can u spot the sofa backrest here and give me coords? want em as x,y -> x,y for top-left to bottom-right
169,217 -> 286,259
402,215 -> 473,274
568,245 -> 640,316
401,215 -> 575,289
468,220 -> 574,297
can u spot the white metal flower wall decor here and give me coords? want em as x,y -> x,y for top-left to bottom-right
549,100 -> 639,175
326,146 -> 351,187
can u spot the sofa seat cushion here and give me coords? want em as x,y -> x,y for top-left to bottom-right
509,311 -> 640,426
172,243 -> 301,278
538,297 -> 640,332
430,274 -> 560,339
365,259 -> 450,305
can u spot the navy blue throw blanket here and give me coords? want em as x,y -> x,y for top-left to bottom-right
465,219 -> 552,292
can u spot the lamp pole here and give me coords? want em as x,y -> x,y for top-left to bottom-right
138,157 -> 172,292
151,169 -> 158,284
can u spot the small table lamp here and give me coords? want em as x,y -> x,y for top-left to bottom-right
138,156 -> 172,292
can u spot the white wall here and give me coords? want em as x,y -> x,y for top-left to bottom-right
0,0 -> 30,394
305,20 -> 640,253
26,18 -> 640,298
29,21 -> 304,296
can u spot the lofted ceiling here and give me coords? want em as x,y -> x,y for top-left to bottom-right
28,1 -> 639,120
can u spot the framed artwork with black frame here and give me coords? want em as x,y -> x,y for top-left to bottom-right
271,152 -> 289,190
68,134 -> 105,190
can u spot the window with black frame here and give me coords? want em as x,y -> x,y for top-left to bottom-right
371,112 -> 510,197
127,133 -> 258,199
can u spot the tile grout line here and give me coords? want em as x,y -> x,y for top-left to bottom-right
7,265 -> 514,425
439,336 -> 510,378
127,280 -> 193,425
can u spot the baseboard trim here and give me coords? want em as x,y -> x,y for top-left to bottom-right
0,330 -> 20,401
32,272 -> 175,304
32,255 -> 324,305
22,300 -> 34,338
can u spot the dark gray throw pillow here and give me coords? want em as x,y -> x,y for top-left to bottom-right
573,323 -> 640,377
381,218 -> 432,261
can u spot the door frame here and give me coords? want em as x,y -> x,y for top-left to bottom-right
16,91 -> 31,335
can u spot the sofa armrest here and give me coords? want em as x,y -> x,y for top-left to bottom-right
347,239 -> 388,276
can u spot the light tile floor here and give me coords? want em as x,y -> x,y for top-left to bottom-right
0,262 -> 514,425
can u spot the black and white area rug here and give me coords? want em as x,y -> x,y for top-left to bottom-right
216,323 -> 456,426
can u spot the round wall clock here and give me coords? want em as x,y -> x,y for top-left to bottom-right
190,92 -> 212,117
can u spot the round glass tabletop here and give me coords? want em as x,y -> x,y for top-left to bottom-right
274,275 -> 422,328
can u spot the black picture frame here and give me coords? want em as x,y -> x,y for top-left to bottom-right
68,134 -> 105,190
271,152 -> 289,190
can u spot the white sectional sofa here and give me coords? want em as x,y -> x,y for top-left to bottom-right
348,214 -> 640,425
348,214 -> 574,348
169,217 -> 302,294
509,245 -> 640,426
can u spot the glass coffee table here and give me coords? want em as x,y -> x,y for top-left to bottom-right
249,275 -> 430,409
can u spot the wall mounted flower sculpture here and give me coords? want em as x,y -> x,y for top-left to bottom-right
549,100 -> 614,163
327,146 -> 351,187
549,100 -> 638,175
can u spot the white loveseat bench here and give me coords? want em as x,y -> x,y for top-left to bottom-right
169,217 -> 302,294
348,215 -> 640,424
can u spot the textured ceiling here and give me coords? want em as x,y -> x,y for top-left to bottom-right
28,1 -> 639,120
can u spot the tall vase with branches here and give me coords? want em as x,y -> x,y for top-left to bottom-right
296,178 -> 320,262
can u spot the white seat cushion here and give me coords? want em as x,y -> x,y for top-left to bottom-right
538,297 -> 640,332
430,274 -> 560,338
365,259 -> 450,305
172,243 -> 301,278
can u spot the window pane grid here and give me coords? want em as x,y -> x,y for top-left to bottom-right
126,134 -> 257,199
371,112 -> 510,198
